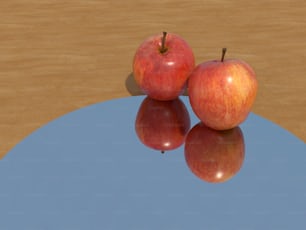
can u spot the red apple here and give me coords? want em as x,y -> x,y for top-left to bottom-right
184,122 -> 245,183
135,96 -> 191,153
188,48 -> 258,130
133,32 -> 195,101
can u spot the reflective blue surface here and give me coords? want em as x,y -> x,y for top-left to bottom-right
1,96 -> 305,230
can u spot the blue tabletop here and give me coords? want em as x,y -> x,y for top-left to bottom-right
1,96 -> 305,230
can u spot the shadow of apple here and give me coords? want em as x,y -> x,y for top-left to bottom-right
184,122 -> 245,183
125,72 -> 145,96
135,96 -> 191,153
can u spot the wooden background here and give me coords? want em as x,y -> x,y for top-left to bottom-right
1,0 -> 305,158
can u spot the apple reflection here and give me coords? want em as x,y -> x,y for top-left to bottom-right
135,96 -> 191,153
184,122 -> 245,183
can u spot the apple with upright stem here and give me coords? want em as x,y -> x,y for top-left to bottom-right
184,122 -> 245,183
188,48 -> 258,130
133,32 -> 195,101
135,96 -> 191,153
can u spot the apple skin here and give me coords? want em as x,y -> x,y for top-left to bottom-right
184,122 -> 245,183
135,96 -> 191,153
188,55 -> 258,130
133,32 -> 195,101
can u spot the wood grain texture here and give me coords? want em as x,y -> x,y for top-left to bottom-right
1,0 -> 305,158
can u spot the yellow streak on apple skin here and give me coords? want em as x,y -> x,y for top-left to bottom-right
223,62 -> 258,125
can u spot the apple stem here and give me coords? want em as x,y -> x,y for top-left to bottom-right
160,31 -> 168,54
161,150 -> 165,154
221,48 -> 227,62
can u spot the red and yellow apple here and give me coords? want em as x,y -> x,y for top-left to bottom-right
184,122 -> 245,183
188,48 -> 258,130
133,32 -> 195,101
135,96 -> 191,153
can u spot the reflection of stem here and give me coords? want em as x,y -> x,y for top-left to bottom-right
161,150 -> 165,154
